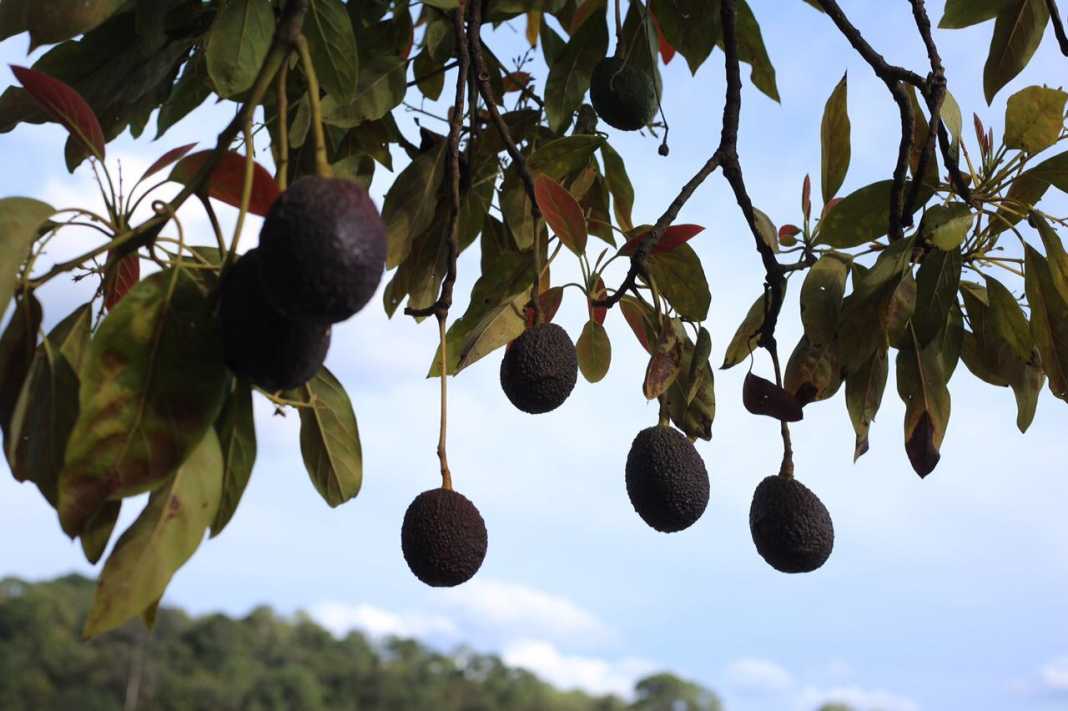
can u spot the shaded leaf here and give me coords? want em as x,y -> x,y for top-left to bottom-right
577,319 -> 611,383
621,295 -> 657,355
11,65 -> 105,160
846,348 -> 888,460
914,247 -> 962,346
600,142 -> 634,231
141,142 -> 197,181
940,0 -> 1010,28
58,270 -> 229,537
897,335 -> 951,477
742,371 -> 803,422
1025,244 -> 1068,400
83,431 -> 223,639
291,367 -> 362,507
784,335 -> 842,406
545,0 -> 607,133
722,293 -> 771,369
646,243 -> 710,321
983,0 -> 1049,104
0,294 -> 42,441
820,72 -> 850,203
205,0 -> 275,98
79,500 -> 120,565
818,180 -> 929,248
666,320 -> 715,440
103,251 -> 140,312
920,202 -> 973,250
534,173 -> 587,255
305,0 -> 360,103
382,142 -> 447,268
169,150 -> 280,217
0,197 -> 54,318
650,0 -> 717,75
1032,213 -> 1068,303
800,252 -> 849,346
211,380 -> 256,537
985,274 -> 1034,362
587,275 -> 607,325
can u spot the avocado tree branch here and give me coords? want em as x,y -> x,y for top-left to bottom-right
1047,0 -> 1068,55
405,2 -> 470,320
468,0 -> 544,322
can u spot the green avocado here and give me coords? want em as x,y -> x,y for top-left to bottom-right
258,176 -> 387,324
590,56 -> 658,131
500,323 -> 578,414
749,475 -> 834,573
219,248 -> 330,392
625,426 -> 709,533
402,488 -> 488,587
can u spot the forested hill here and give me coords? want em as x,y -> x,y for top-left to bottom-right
0,574 -> 722,711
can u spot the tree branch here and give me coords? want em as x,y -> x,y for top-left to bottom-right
405,3 -> 470,320
1048,0 -> 1068,55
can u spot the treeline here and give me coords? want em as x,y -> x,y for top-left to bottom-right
0,574 -> 722,711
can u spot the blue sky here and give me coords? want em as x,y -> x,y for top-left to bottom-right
2,2 -> 1068,710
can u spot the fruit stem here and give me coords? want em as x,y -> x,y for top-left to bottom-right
275,59 -> 290,191
657,396 -> 670,428
295,34 -> 333,179
436,312 -> 454,491
769,342 -> 795,479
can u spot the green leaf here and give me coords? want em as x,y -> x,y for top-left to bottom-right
211,381 -> 256,537
897,332 -> 951,478
820,73 -> 850,204
600,142 -> 634,232
914,247 -> 962,347
1032,214 -> 1068,303
27,0 -> 125,46
320,26 -> 406,126
0,294 -> 42,441
646,243 -> 710,321
545,0 -> 607,133
305,0 -> 360,103
292,368 -> 363,507
382,142 -> 447,268
753,208 -> 777,253
205,0 -> 275,98
577,320 -> 611,383
721,0 -> 779,102
651,0 -> 718,75
6,304 -> 91,506
723,291 -> 780,369
940,0 -> 1011,28
941,90 -> 964,163
985,274 -> 1034,362
784,335 -> 842,406
920,202 -> 973,250
58,270 -> 229,538
83,430 -> 223,639
413,48 -> 444,101
817,180 -> 929,248
79,500 -> 120,565
1025,244 -> 1068,400
667,321 -> 715,440
0,197 -> 54,318
846,348 -> 888,460
156,50 -> 211,138
800,252 -> 850,346
1004,86 -> 1068,154
983,0 -> 1049,104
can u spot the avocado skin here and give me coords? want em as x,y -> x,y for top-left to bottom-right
500,323 -> 578,414
625,426 -> 710,533
590,57 -> 658,131
219,248 -> 330,392
258,176 -> 386,323
749,475 -> 834,573
402,488 -> 488,587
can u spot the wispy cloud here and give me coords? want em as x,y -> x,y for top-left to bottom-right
502,639 -> 656,698
309,601 -> 458,640
726,657 -> 794,693
1041,656 -> 1068,693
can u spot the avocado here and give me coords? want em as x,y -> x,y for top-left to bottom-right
625,425 -> 709,532
590,57 -> 658,131
258,176 -> 387,323
402,488 -> 488,587
749,475 -> 834,573
219,248 -> 330,392
500,323 -> 578,414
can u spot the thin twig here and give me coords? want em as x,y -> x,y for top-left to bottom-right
1048,0 -> 1068,55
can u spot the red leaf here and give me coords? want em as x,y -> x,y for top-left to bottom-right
11,65 -> 105,161
104,251 -> 140,311
620,224 -> 705,256
534,174 -> 587,255
821,197 -> 843,219
141,143 -> 197,182
524,286 -> 564,327
587,275 -> 607,325
802,174 -> 811,220
620,297 -> 655,355
502,71 -> 532,93
779,224 -> 801,240
169,150 -> 280,217
649,8 -> 676,65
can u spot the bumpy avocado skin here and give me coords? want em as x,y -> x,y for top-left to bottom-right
402,488 -> 488,587
258,176 -> 387,323
749,475 -> 834,573
500,323 -> 578,414
625,426 -> 710,533
220,249 -> 331,392
590,57 -> 658,131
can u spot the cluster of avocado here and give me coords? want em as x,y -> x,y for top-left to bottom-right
220,176 -> 387,390
590,56 -> 658,132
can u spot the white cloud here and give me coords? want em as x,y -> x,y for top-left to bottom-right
443,578 -> 612,643
502,639 -> 656,698
797,685 -> 920,711
726,657 -> 794,693
309,601 -> 458,640
1041,657 -> 1068,691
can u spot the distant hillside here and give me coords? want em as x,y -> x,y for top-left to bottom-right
0,574 -> 723,711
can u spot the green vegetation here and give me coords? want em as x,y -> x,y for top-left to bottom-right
0,574 -> 723,711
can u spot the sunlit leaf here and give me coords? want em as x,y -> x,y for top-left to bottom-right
820,72 -> 850,203
577,319 -> 611,383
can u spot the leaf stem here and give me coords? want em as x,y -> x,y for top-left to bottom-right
295,34 -> 332,178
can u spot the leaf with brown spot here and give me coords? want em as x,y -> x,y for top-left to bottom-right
58,269 -> 229,537
83,431 -> 222,639
643,328 -> 680,399
784,335 -> 842,406
897,331 -> 952,478
846,348 -> 888,461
